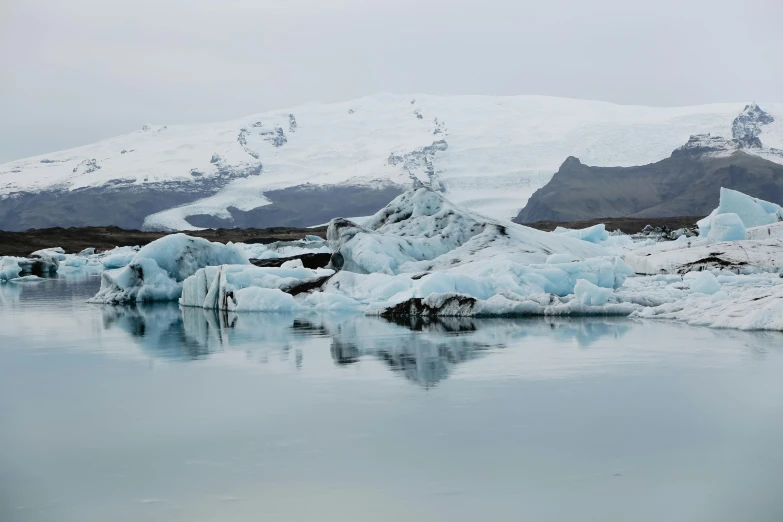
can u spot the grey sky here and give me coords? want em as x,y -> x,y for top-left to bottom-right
1,0 -> 781,163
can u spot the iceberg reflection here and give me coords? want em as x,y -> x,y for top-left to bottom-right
100,304 -> 635,386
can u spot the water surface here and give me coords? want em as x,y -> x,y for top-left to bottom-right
2,275 -> 783,522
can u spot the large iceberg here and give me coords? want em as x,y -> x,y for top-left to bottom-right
89,234 -> 249,303
326,188 -> 612,274
180,262 -> 336,312
83,187 -> 783,331
698,187 -> 783,237
178,189 -> 634,316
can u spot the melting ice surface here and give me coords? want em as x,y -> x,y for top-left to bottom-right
2,275 -> 783,522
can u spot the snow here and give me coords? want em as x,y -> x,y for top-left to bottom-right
88,234 -> 248,303
706,213 -> 746,243
4,94 -> 783,229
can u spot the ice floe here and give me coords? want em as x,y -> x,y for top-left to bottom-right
698,188 -> 783,237
73,187 -> 783,331
89,234 -> 248,303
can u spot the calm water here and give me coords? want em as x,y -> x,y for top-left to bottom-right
2,274 -> 783,522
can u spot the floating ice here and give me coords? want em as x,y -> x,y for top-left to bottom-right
89,234 -> 248,303
574,279 -> 613,305
0,257 -> 23,282
327,188 -> 612,275
706,213 -> 746,243
698,188 -> 783,236
180,264 -> 334,311
552,224 -> 609,244
686,271 -> 722,294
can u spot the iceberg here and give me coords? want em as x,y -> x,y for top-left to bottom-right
0,257 -> 23,282
89,234 -> 249,303
698,188 -> 783,236
179,264 -> 334,311
327,188 -> 612,275
175,189 -> 633,315
706,213 -> 745,243
0,247 -> 65,281
90,187 -> 783,331
552,224 -> 609,244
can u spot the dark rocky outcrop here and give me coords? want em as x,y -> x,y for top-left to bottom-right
249,252 -> 331,270
516,104 -> 783,223
0,226 -> 325,257
515,150 -> 783,223
0,161 -> 263,231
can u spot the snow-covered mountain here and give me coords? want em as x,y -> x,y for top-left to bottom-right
1,94 -> 782,231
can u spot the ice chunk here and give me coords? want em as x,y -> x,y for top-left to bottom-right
698,188 -> 783,236
686,271 -> 721,294
180,264 -> 334,310
546,254 -> 579,264
231,288 -> 302,312
706,213 -> 746,242
632,276 -> 783,330
746,221 -> 783,240
101,247 -> 139,269
28,248 -> 64,273
624,237 -> 783,275
0,257 -> 23,282
552,224 -> 609,244
89,234 -> 249,303
328,188 -> 610,275
574,279 -> 613,305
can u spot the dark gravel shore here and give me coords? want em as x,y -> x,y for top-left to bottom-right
521,216 -> 702,233
0,216 -> 703,257
0,226 -> 327,257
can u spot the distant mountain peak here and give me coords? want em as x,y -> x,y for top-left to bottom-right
732,102 -> 775,149
671,133 -> 740,157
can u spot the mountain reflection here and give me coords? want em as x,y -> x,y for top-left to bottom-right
101,305 -> 633,386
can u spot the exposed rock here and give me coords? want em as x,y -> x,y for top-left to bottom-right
380,294 -> 478,317
72,158 -> 101,174
732,103 -> 774,149
249,252 -> 332,269
263,127 -> 287,147
387,140 -> 448,190
288,114 -> 297,133
516,142 -> 783,223
671,134 -> 740,157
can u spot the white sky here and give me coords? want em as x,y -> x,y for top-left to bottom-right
1,0 -> 781,162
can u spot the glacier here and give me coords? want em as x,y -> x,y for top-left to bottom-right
3,95 -> 783,231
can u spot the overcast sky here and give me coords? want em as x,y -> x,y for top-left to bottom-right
1,0 -> 781,162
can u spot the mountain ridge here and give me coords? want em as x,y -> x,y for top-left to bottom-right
2,94 -> 782,231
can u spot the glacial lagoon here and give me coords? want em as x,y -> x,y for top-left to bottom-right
2,274 -> 783,522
